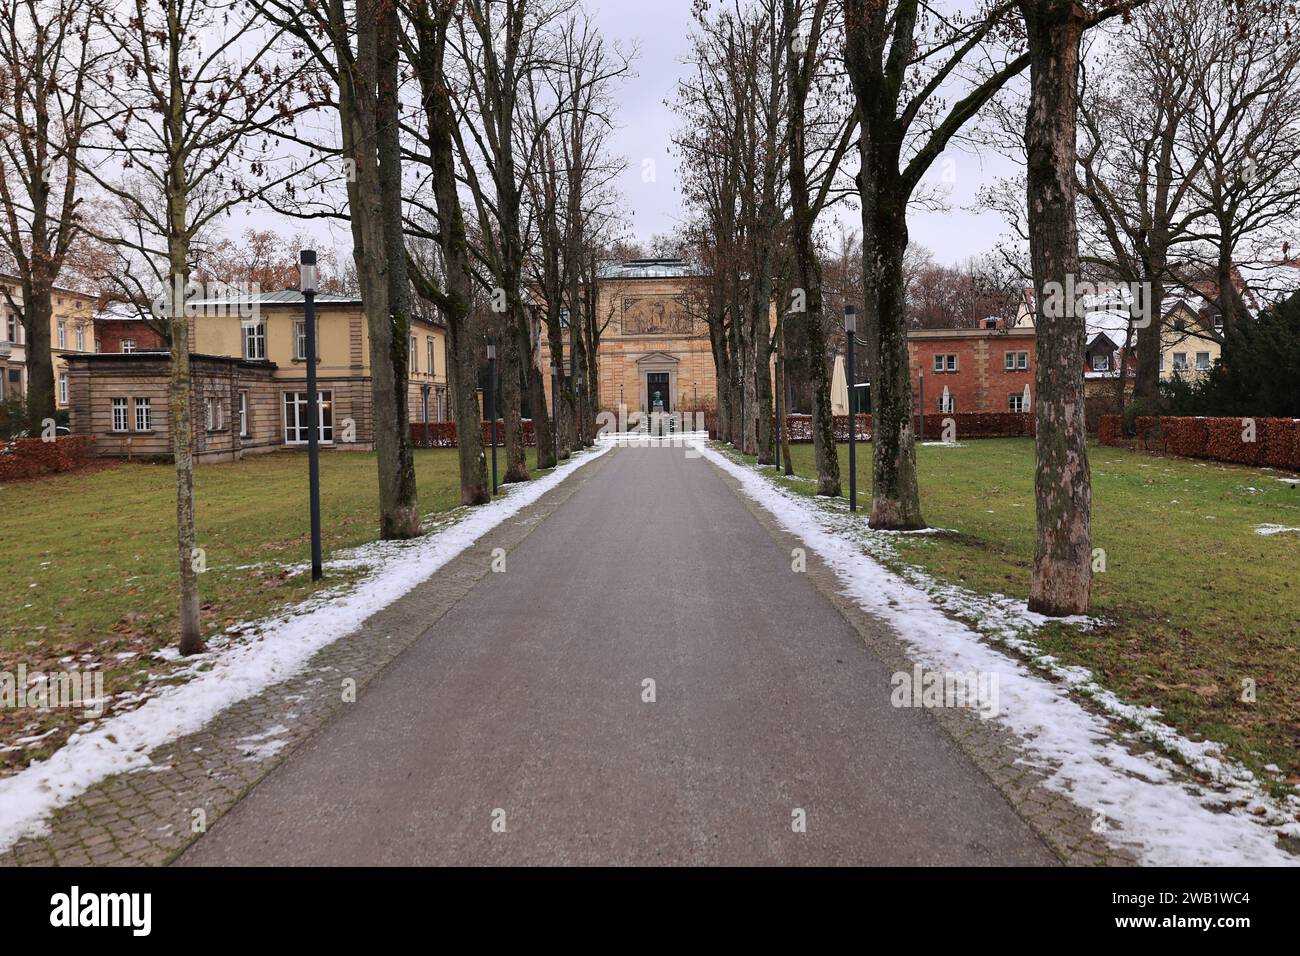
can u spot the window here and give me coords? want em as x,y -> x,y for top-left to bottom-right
946,354 -> 957,372
5,313 -> 19,344
134,398 -> 151,431
1159,353 -> 1165,372
933,354 -> 944,372
1213,316 -> 1224,334
1196,351 -> 1211,370
57,321 -> 67,349
933,353 -> 957,373
1091,353 -> 1110,372
1172,352 -> 1188,370
239,392 -> 249,437
283,390 -> 333,444
410,336 -> 418,372
1009,393 -> 1026,413
58,373 -> 68,405
206,397 -> 223,431
75,324 -> 85,351
427,338 -> 435,378
1005,351 -> 1028,370
243,322 -> 266,360
294,320 -> 320,361
111,398 -> 128,432
121,339 -> 136,354
1017,351 -> 1028,370
937,394 -> 954,412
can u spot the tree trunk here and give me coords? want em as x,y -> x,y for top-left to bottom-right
375,4 -> 420,538
410,0 -> 487,506
500,320 -> 528,482
865,208 -> 924,529
20,285 -> 55,433
1023,0 -> 1092,616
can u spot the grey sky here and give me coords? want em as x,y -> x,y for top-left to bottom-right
591,0 -> 1019,265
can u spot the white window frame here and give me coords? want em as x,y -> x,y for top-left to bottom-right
1017,351 -> 1028,370
938,393 -> 954,413
1158,352 -> 1165,372
1009,393 -> 1025,413
58,373 -> 68,405
75,325 -> 85,351
5,313 -> 19,344
946,354 -> 957,372
1092,353 -> 1110,372
1172,352 -> 1188,371
427,338 -> 435,378
112,397 -> 128,432
933,354 -> 945,373
57,320 -> 67,349
206,397 -> 224,432
121,338 -> 136,353
239,392 -> 249,437
1004,351 -> 1015,370
283,390 -> 333,445
134,397 -> 151,431
1195,351 -> 1211,370
243,321 -> 266,360
410,335 -> 418,372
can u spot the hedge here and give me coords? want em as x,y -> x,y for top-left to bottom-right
1098,415 -> 1300,471
774,412 -> 1033,442
0,436 -> 93,482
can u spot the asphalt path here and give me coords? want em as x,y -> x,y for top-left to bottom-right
178,445 -> 1054,865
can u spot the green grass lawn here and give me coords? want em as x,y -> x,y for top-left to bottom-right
0,447 -> 549,770
774,439 -> 1300,784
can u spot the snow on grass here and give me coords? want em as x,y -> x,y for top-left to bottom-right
1255,524 -> 1300,536
0,444 -> 611,853
696,440 -> 1299,866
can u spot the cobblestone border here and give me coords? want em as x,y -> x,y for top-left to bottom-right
702,453 -> 1139,867
0,450 -> 615,867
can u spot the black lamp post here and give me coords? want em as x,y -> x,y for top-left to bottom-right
487,341 -> 498,495
300,250 -> 322,579
845,303 -> 857,513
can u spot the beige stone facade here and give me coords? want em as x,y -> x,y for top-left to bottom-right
539,261 -> 718,415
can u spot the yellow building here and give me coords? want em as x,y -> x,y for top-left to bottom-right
67,290 -> 448,461
0,276 -> 95,411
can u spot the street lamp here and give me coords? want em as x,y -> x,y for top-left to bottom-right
300,250 -> 323,579
487,341 -> 498,495
844,304 -> 857,513
576,368 -> 585,445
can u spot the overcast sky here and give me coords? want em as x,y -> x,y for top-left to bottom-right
590,0 -> 1022,266
237,0 -> 1022,270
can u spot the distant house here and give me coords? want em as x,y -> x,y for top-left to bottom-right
93,302 -> 167,355
905,319 -> 1037,414
66,290 -> 448,462
0,276 -> 96,410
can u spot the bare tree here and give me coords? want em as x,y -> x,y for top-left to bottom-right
843,0 -> 1031,529
80,0 -> 302,652
0,0 -> 101,432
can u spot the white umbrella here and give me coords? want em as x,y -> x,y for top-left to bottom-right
941,384 -> 951,413
1023,383 -> 1031,410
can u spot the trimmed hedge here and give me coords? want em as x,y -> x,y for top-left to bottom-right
780,412 -> 1034,442
1098,415 -> 1300,471
0,436 -> 93,481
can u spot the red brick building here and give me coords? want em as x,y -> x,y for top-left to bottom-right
93,303 -> 166,354
906,323 -> 1037,414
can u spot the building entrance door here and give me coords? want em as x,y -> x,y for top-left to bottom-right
647,372 -> 670,412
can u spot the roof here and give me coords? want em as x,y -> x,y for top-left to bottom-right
63,351 -> 278,370
596,259 -> 699,280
